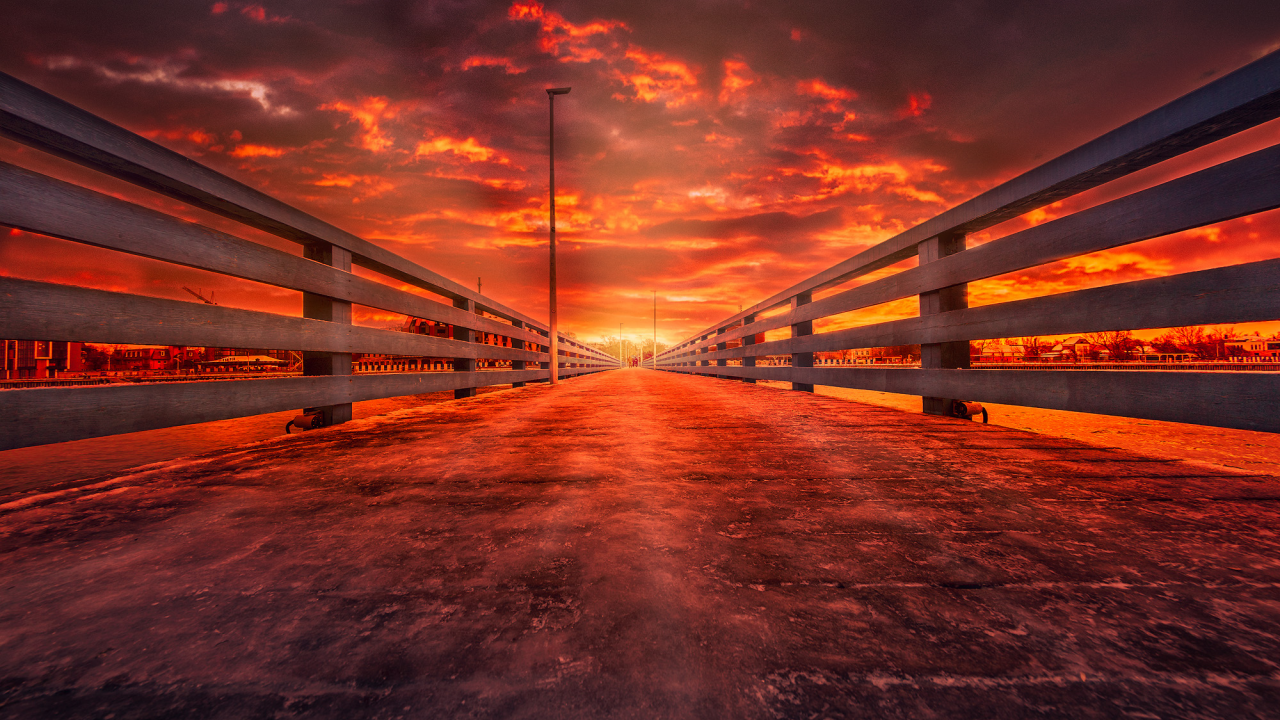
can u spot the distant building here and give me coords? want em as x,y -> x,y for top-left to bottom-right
1136,344 -> 1194,363
849,348 -> 874,362
1,340 -> 84,379
118,346 -> 173,372
979,341 -> 1025,363
1226,333 -> 1280,360
402,318 -> 454,338
87,345 -> 295,374
1053,337 -> 1095,362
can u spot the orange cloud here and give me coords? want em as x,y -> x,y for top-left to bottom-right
311,174 -> 395,202
703,132 -> 741,148
459,55 -> 527,74
794,79 -> 858,116
509,1 -> 627,64
415,136 -> 509,164
418,168 -> 528,192
322,97 -> 396,152
1062,249 -> 1173,278
789,155 -> 947,204
229,143 -> 285,158
614,48 -> 700,107
142,127 -> 222,148
797,79 -> 856,102
510,1 -> 702,109
313,174 -> 365,187
507,0 -> 543,21
720,59 -> 755,102
898,92 -> 932,118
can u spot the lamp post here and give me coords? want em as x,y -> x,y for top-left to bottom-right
652,290 -> 657,371
547,86 -> 570,385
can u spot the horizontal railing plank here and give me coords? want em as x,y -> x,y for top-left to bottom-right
0,277 -> 550,362
0,366 -> 610,450
0,71 -> 553,331
679,258 -> 1280,361
571,347 -> 615,363
663,50 -> 1280,354
0,162 -> 551,347
658,365 -> 1280,433
670,143 -> 1280,356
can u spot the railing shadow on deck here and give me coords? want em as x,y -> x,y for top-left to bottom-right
657,50 -> 1280,434
0,73 -> 619,451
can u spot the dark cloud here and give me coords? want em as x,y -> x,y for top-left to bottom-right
644,208 -> 845,240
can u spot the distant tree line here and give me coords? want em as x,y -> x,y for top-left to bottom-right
588,335 -> 669,361
996,326 -> 1241,362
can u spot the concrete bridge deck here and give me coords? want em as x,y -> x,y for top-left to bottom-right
2,370 -> 1278,718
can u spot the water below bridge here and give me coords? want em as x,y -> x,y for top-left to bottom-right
2,369 -> 1278,718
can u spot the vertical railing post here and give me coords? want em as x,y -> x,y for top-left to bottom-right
510,319 -> 526,388
741,312 -> 757,384
919,232 -> 969,414
538,328 -> 551,381
715,327 -> 727,378
453,297 -> 478,398
302,242 -> 353,425
791,292 -> 814,392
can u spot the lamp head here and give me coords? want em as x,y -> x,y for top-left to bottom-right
546,87 -> 572,96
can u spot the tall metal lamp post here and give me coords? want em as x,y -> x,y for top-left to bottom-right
547,86 -> 570,385
652,290 -> 657,371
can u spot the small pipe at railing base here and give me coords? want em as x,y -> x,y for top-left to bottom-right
950,400 -> 988,424
285,411 -> 326,434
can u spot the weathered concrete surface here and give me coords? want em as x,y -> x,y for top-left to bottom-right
1,369 -> 1278,719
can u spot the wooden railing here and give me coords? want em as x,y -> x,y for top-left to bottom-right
0,72 -> 618,450
657,50 -> 1280,434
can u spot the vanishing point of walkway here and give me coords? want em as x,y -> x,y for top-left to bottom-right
2,370 -> 1278,718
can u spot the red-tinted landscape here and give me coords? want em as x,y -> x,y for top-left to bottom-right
4,5 -> 1280,717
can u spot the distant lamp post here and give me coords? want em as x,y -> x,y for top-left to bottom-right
547,86 -> 570,385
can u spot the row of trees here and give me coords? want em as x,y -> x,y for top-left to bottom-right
1148,326 -> 1239,360
589,335 -> 669,362
82,345 -> 111,370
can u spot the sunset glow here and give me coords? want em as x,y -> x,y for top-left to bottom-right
2,1 -> 1279,346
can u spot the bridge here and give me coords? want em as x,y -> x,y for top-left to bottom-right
2,52 -> 1280,718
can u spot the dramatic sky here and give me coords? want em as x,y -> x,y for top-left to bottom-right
3,0 -> 1280,345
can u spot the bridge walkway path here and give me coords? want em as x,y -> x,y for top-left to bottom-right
1,369 -> 1278,718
